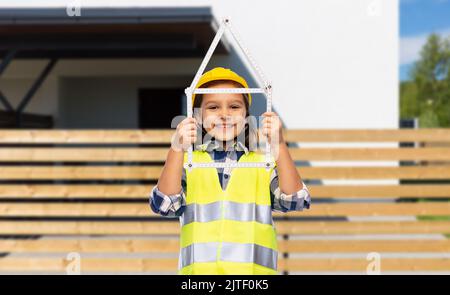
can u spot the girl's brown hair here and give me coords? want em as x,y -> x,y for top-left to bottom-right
192,79 -> 257,151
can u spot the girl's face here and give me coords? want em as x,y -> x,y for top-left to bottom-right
200,81 -> 247,142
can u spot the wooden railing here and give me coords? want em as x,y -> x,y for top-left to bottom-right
0,129 -> 449,274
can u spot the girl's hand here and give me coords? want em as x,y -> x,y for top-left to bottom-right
261,112 -> 284,147
171,117 -> 198,152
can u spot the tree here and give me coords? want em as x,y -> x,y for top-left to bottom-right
401,33 -> 450,127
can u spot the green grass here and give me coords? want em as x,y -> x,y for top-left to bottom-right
417,215 -> 450,221
416,199 -> 450,203
417,216 -> 450,238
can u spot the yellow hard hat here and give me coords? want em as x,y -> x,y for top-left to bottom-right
191,67 -> 252,106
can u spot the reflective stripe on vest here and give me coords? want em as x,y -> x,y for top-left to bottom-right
181,242 -> 277,270
179,150 -> 278,275
181,200 -> 273,226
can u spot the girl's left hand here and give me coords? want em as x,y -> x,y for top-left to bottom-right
261,112 -> 284,146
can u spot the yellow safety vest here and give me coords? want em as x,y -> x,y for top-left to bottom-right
178,150 -> 278,275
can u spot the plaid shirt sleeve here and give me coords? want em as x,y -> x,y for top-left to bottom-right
270,168 -> 311,212
149,169 -> 187,218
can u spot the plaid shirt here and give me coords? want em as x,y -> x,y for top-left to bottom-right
150,140 -> 311,217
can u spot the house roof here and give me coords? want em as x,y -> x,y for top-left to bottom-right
0,7 -> 228,58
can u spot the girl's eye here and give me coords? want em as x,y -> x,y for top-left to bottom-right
205,104 -> 242,110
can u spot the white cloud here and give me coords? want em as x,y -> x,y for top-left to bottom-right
400,28 -> 450,65
400,34 -> 427,64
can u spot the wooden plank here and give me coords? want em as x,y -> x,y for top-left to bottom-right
0,221 -> 449,235
0,184 -> 154,198
0,221 -> 180,235
1,147 -> 450,161
0,130 -> 173,144
299,166 -> 450,180
1,203 -> 450,217
280,258 -> 450,271
0,203 -> 155,216
283,129 -> 450,143
289,148 -> 450,161
0,166 -> 162,180
308,185 -> 450,198
1,129 -> 449,143
280,203 -> 450,217
0,166 -> 449,180
0,184 -> 449,199
278,240 -> 450,253
0,257 -> 449,272
1,239 -> 449,254
0,148 -> 168,162
276,221 -> 450,235
0,239 -> 180,253
0,257 -> 176,272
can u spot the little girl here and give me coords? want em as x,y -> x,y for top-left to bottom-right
150,67 -> 311,275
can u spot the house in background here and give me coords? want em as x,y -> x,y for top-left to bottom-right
0,0 -> 398,130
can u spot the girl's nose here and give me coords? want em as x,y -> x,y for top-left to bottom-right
218,108 -> 232,119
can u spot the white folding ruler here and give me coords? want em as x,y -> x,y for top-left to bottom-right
184,17 -> 274,171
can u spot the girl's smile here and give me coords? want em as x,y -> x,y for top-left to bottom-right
214,123 -> 235,129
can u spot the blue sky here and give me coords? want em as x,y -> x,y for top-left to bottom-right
400,0 -> 450,81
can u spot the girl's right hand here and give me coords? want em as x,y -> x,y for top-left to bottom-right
171,117 -> 198,152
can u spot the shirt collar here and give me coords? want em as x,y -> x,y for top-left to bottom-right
196,139 -> 249,155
